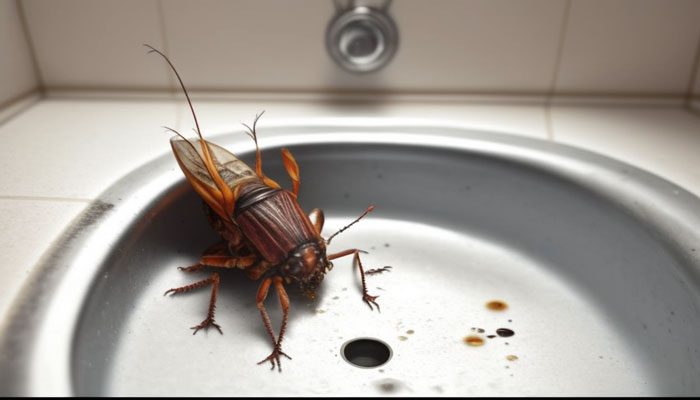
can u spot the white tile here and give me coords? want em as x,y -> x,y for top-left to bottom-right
556,0 -> 700,95
174,98 -> 549,140
22,0 -> 170,89
0,198 -> 88,325
0,99 -> 179,199
550,106 -> 700,197
391,0 -> 567,93
160,0 -> 335,91
0,0 -> 38,106
161,0 -> 566,93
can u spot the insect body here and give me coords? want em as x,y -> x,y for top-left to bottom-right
146,46 -> 389,371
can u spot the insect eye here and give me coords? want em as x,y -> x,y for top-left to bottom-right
290,261 -> 303,275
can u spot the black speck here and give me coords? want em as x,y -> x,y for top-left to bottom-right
376,173 -> 384,179
508,319 -> 512,323
496,328 -> 515,337
487,335 -> 496,339
477,328 -> 485,333
343,193 -> 350,199
670,311 -> 675,315
384,243 -> 390,248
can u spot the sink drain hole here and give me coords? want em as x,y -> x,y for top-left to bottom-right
341,338 -> 392,368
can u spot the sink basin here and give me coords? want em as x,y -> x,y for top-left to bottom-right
1,121 -> 699,396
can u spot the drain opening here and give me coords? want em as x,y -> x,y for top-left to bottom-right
341,338 -> 392,368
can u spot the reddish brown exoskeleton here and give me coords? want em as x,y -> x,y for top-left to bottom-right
145,46 -> 390,371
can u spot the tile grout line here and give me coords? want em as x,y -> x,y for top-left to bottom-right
545,0 -> 572,142
155,0 -> 177,98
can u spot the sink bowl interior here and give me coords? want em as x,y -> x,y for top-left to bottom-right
3,127 -> 699,396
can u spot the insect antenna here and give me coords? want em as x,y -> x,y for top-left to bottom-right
144,44 -> 203,138
145,44 -> 235,216
326,205 -> 375,245
241,110 -> 265,143
241,111 -> 266,177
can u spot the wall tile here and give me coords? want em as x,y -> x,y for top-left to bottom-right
0,0 -> 39,106
556,0 -> 700,95
21,0 -> 170,89
161,0 -> 566,93
391,0 -> 566,93
17,0 -> 700,96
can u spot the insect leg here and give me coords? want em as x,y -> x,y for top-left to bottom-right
327,249 -> 385,312
177,253 -> 258,273
256,277 -> 277,348
281,148 -> 300,197
257,276 -> 292,372
164,273 -> 223,334
308,208 -> 325,235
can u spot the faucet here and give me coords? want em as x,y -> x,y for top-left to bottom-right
326,0 -> 399,73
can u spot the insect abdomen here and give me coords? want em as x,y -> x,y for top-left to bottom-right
235,183 -> 317,265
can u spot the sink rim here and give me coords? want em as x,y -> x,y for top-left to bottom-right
2,119 -> 699,395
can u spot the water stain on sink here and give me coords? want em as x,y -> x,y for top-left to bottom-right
486,300 -> 508,311
464,335 -> 485,346
375,378 -> 408,394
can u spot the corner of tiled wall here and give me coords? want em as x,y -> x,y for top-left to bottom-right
692,45 -> 700,111
0,0 -> 40,109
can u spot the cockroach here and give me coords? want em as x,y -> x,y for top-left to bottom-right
145,45 -> 391,371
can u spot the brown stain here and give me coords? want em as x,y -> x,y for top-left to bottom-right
398,335 -> 408,341
506,355 -> 518,361
464,335 -> 485,347
406,329 -> 414,335
486,300 -> 508,311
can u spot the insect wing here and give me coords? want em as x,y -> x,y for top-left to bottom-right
170,137 -> 258,220
206,140 -> 259,188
